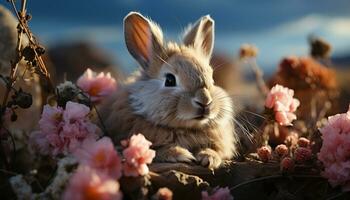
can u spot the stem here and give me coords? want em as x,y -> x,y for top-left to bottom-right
93,105 -> 109,137
0,0 -> 27,170
250,59 -> 269,96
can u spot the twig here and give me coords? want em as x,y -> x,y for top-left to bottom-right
0,168 -> 18,176
326,192 -> 349,200
9,0 -> 54,99
77,90 -> 110,137
230,174 -> 324,191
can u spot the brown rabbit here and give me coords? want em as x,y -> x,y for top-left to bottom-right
104,12 -> 238,168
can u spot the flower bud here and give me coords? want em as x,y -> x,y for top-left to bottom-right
275,144 -> 289,158
294,147 -> 312,163
257,146 -> 272,162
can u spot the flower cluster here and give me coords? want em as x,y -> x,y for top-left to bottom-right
64,137 -> 123,200
30,101 -> 100,156
77,68 -> 117,103
74,137 -> 122,179
122,133 -> 156,177
63,133 -> 156,199
318,107 -> 350,191
265,84 -> 300,126
257,136 -> 312,172
63,166 -> 122,200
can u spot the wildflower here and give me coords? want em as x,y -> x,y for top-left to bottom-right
74,137 -> 122,179
257,146 -> 272,163
201,187 -> 233,200
297,137 -> 310,148
63,166 -> 122,200
309,36 -> 332,59
30,101 -> 100,156
122,133 -> 155,177
275,144 -> 289,158
153,187 -> 173,200
239,44 -> 258,59
280,157 -> 295,172
77,68 -> 117,103
318,107 -> 350,191
271,56 -> 337,91
265,84 -> 300,126
294,147 -> 312,163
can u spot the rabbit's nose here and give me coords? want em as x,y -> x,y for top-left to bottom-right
194,100 -> 212,109
194,88 -> 212,107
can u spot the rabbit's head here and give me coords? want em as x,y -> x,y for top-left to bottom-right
124,12 -> 233,129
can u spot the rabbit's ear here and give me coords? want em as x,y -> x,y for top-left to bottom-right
124,12 -> 164,69
183,15 -> 214,57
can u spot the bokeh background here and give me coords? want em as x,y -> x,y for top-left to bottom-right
3,0 -> 350,74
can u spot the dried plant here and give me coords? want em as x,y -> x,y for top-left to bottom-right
0,0 -> 53,169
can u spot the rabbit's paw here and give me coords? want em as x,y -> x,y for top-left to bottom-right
196,149 -> 222,169
157,146 -> 196,163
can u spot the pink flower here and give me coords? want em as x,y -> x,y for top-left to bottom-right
77,68 -> 117,103
257,146 -> 272,163
29,131 -> 51,155
297,137 -> 310,148
63,166 -> 122,200
265,84 -> 300,126
318,107 -> 350,191
280,157 -> 295,172
294,147 -> 312,163
153,187 -> 173,200
202,187 -> 233,200
30,101 -> 100,156
74,137 -> 122,179
275,144 -> 289,158
38,104 -> 63,136
122,133 -> 155,177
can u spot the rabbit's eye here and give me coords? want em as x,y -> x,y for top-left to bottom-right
165,73 -> 176,87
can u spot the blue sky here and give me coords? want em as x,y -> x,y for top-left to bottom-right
3,0 -> 350,72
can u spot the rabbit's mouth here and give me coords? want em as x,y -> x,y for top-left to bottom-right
193,108 -> 210,120
194,115 -> 207,120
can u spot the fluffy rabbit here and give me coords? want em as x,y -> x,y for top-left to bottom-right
104,12 -> 238,168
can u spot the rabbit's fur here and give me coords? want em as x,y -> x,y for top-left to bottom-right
104,12 -> 238,168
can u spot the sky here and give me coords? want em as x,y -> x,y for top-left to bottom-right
2,0 -> 350,72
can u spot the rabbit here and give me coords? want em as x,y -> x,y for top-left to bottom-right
104,12 -> 239,168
